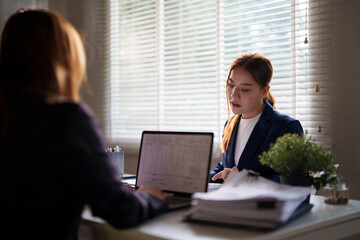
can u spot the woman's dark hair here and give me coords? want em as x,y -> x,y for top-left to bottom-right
0,9 -> 86,148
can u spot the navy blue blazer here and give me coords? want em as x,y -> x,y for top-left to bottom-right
210,101 -> 303,183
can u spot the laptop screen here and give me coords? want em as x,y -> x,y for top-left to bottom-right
135,131 -> 213,195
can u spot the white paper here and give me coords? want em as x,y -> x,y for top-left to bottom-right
193,169 -> 314,201
188,170 -> 313,228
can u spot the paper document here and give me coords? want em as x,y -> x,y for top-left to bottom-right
188,170 -> 314,228
193,170 -> 313,201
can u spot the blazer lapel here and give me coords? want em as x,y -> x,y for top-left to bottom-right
237,102 -> 274,170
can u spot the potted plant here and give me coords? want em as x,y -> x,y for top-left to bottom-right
258,132 -> 334,187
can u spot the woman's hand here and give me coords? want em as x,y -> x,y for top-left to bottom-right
137,184 -> 169,201
121,182 -> 135,191
211,166 -> 239,181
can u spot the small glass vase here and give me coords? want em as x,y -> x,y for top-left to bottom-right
323,183 -> 349,205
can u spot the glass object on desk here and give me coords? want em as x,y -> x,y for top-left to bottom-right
323,183 -> 349,205
106,145 -> 124,178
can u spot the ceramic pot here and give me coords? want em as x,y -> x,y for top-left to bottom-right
280,175 -> 313,187
280,175 -> 313,203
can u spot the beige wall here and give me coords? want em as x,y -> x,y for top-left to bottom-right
332,0 -> 360,200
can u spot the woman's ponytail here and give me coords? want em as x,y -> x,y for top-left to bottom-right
265,90 -> 276,109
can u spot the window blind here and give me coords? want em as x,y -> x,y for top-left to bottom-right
291,0 -> 334,149
102,0 -> 333,152
221,0 -> 294,125
109,0 -> 159,145
162,0 -> 219,132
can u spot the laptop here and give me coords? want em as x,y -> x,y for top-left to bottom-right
135,131 -> 214,210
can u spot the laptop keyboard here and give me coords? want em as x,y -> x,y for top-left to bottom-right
165,196 -> 192,209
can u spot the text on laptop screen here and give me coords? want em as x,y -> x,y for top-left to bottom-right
136,132 -> 213,194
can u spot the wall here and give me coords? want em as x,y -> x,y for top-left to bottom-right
332,0 -> 360,200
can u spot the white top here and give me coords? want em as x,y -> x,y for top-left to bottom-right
234,112 -> 262,166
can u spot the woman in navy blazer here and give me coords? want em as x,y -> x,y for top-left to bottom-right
210,53 -> 303,183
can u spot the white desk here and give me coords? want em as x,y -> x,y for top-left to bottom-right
79,195 -> 360,240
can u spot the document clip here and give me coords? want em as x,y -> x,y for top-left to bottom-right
246,170 -> 260,182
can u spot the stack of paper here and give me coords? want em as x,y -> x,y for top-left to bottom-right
187,170 -> 314,229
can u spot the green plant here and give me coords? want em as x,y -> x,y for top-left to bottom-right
259,132 -> 334,179
312,164 -> 342,192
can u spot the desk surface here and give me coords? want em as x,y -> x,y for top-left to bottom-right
80,195 -> 360,240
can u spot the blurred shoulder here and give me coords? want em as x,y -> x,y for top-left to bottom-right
49,101 -> 94,119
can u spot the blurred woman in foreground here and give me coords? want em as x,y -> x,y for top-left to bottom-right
0,9 -> 168,240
